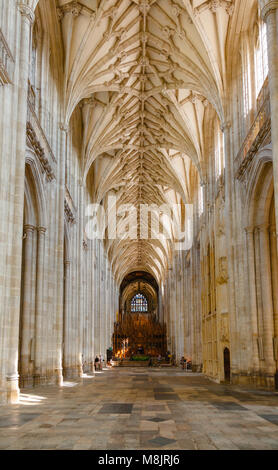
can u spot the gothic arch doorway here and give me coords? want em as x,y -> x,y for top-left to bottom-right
224,348 -> 231,383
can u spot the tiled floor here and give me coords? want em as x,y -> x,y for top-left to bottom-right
0,367 -> 278,450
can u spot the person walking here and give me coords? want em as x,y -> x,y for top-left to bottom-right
94,355 -> 99,371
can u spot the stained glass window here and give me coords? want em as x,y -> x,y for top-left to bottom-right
131,293 -> 148,312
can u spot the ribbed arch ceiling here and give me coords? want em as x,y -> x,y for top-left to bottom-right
56,0 -> 237,284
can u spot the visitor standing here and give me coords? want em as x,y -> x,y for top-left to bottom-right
157,354 -> 162,367
180,356 -> 185,370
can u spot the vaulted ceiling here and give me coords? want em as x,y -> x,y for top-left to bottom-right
49,0 -> 252,285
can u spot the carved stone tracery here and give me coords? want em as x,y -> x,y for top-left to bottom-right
26,122 -> 55,181
0,28 -> 14,85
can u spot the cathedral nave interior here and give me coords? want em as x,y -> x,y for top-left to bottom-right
0,0 -> 278,451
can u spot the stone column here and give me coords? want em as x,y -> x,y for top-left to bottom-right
5,3 -> 35,404
63,260 -> 71,377
245,227 -> 260,375
166,274 -> 172,352
34,227 -> 46,385
270,223 -> 278,349
78,185 -> 85,377
94,240 -> 100,357
222,121 -> 240,381
175,257 -> 179,360
176,254 -> 183,360
106,266 -> 111,351
261,2 -> 278,239
258,224 -> 276,382
90,242 -> 95,374
54,124 -> 67,386
20,224 -> 36,385
167,273 -> 172,353
100,256 -> 106,357
104,258 -> 109,356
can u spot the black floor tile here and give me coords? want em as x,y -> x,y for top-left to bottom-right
148,436 -> 177,447
154,394 -> 180,401
148,417 -> 169,423
98,403 -> 134,414
212,402 -> 248,411
259,414 -> 278,425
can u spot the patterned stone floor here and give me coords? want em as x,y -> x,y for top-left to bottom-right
0,367 -> 278,450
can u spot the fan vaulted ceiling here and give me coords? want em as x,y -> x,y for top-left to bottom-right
54,0 -> 239,284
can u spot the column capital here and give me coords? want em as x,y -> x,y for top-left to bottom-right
37,226 -> 47,234
24,224 -> 36,233
59,122 -> 69,133
220,121 -> 231,133
260,1 -> 278,21
80,96 -> 98,109
254,223 -> 270,233
57,2 -> 82,21
244,226 -> 255,235
6,373 -> 19,382
17,3 -> 35,24
269,224 -> 277,236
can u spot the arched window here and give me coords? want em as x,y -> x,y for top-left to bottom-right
131,293 -> 148,312
241,37 -> 252,119
214,121 -> 225,178
255,17 -> 268,98
199,184 -> 204,216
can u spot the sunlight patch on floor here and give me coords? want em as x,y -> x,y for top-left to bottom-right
62,381 -> 78,387
19,393 -> 47,405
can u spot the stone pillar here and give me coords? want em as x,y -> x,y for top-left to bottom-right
94,240 -> 100,356
89,239 -> 95,373
261,2 -> 278,239
270,223 -> 278,348
222,121 -> 240,381
100,255 -> 106,358
166,274 -> 172,352
63,260 -> 71,377
5,3 -> 35,404
245,227 -> 260,375
258,224 -> 276,382
262,3 -> 278,378
104,258 -> 109,356
176,254 -> 183,361
78,185 -> 85,377
168,271 -> 173,353
54,124 -> 68,386
20,224 -> 36,385
34,227 -> 46,385
106,266 -> 111,351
